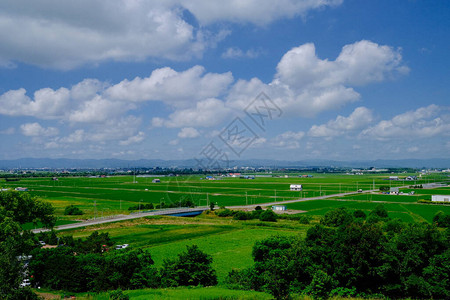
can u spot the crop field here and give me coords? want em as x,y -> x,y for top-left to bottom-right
60,215 -> 309,283
286,199 -> 450,223
1,173 -> 448,221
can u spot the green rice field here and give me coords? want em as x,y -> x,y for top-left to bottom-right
1,172 -> 448,223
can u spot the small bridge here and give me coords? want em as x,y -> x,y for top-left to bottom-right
32,207 -> 208,233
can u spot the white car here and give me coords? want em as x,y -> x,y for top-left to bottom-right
39,241 -> 46,246
20,279 -> 31,288
115,244 -> 129,250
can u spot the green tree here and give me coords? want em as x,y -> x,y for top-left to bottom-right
0,191 -> 55,299
379,185 -> 390,192
160,245 -> 217,287
321,207 -> 353,227
433,211 -> 450,228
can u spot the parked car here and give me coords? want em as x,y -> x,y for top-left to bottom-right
20,279 -> 31,288
39,241 -> 46,246
115,244 -> 129,250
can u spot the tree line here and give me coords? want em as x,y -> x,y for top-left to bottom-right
225,205 -> 449,299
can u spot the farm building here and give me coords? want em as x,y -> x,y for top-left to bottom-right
272,205 -> 287,211
290,184 -> 302,191
152,179 -> 160,183
431,195 -> 450,202
15,187 -> 28,191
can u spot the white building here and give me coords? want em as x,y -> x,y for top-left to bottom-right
431,195 -> 450,202
272,205 -> 287,211
290,184 -> 302,191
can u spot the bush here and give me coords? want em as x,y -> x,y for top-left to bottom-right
379,185 -> 390,192
109,289 -> 129,300
298,215 -> 310,224
64,205 -> 83,215
259,209 -> 277,222
216,208 -> 235,217
233,211 -> 250,220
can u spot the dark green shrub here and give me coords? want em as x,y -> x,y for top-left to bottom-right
64,205 -> 83,215
259,209 -> 277,222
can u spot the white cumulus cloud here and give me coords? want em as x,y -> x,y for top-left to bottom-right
106,66 -> 233,108
20,122 -> 59,137
361,105 -> 450,140
227,40 -> 407,117
178,127 -> 200,138
309,107 -> 374,138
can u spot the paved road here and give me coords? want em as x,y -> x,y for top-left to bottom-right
31,189 -> 382,233
32,207 -> 208,233
226,190 -> 377,210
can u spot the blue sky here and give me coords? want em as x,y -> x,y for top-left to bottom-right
0,0 -> 449,163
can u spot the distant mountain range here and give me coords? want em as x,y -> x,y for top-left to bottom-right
0,157 -> 450,169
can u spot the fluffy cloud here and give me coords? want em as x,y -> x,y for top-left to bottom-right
272,131 -> 305,149
106,66 -> 233,107
0,1 -> 209,69
361,105 -> 450,139
68,96 -> 134,123
20,122 -> 59,137
0,1 -> 341,69
153,98 -> 232,128
0,88 -> 70,119
309,107 -> 374,138
178,127 -> 200,138
276,40 -> 408,88
119,132 -> 145,146
227,40 -> 407,117
181,0 -> 342,26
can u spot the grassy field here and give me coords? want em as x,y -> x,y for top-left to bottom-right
36,286 -> 275,299
286,199 -> 450,223
2,172 -> 447,219
60,214 -> 309,283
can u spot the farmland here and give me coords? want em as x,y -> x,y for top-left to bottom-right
1,172 -> 448,222
2,171 -> 449,299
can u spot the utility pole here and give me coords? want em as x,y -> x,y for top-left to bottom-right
275,190 -> 277,202
94,200 -> 97,219
373,179 -> 375,190
246,191 -> 248,205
